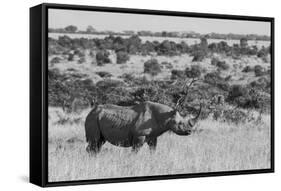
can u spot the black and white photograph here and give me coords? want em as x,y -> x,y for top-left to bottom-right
47,7 -> 273,183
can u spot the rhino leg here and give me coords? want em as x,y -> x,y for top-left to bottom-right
86,137 -> 105,154
85,114 -> 106,154
132,136 -> 145,153
147,137 -> 157,152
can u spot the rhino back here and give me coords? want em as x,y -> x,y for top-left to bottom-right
98,105 -> 141,146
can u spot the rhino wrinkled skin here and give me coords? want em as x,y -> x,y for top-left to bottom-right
85,101 -> 201,153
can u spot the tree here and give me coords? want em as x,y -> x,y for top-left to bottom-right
64,25 -> 78,33
86,25 -> 96,33
144,59 -> 162,77
240,37 -> 248,48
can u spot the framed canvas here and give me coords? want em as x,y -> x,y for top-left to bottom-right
30,3 -> 274,187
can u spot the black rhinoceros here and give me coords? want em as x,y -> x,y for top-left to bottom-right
85,101 -> 201,153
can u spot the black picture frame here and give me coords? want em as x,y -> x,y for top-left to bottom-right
30,3 -> 275,187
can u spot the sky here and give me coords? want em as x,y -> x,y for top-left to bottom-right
49,9 -> 270,36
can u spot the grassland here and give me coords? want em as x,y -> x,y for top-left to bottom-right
48,34 -> 271,182
48,107 -> 270,182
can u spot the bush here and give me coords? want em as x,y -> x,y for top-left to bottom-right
217,41 -> 231,54
204,71 -> 229,91
254,65 -> 264,77
240,37 -> 248,48
96,71 -> 112,78
191,50 -> 206,62
204,71 -> 223,85
216,60 -> 229,70
96,50 -> 111,66
224,75 -> 232,81
68,53 -> 74,61
227,84 -> 246,102
116,51 -> 130,64
185,65 -> 201,78
48,69 -> 96,108
127,35 -> 142,54
257,47 -> 269,58
74,49 -> 85,57
50,57 -> 62,64
217,83 -> 230,91
157,40 -> 178,56
211,58 -> 229,70
171,69 -> 185,80
223,109 -> 248,125
250,77 -> 270,92
96,79 -> 124,91
77,57 -> 86,64
144,59 -> 162,76
161,61 -> 173,69
95,79 -> 130,105
242,65 -> 253,73
211,57 -> 219,66
71,98 -> 89,113
120,73 -> 135,83
226,84 -> 270,111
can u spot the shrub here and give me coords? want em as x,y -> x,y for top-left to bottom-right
74,49 -> 85,57
204,71 -> 223,85
48,69 -> 96,108
250,77 -> 270,92
261,55 -> 270,63
227,84 -> 246,102
185,65 -> 201,78
57,35 -> 73,48
224,75 -> 232,81
68,53 -> 74,61
157,40 -> 178,56
204,71 -> 229,91
226,84 -> 270,111
127,35 -> 142,54
223,109 -> 248,125
144,59 -> 162,76
240,38 -> 248,48
257,47 -> 268,58
96,50 -> 111,66
217,41 -> 231,53
71,98 -> 89,113
216,83 -> 230,91
95,79 -> 130,105
254,65 -> 264,77
116,51 -> 130,64
77,57 -> 86,64
211,58 -> 229,70
96,71 -> 112,78
89,50 -> 95,57
171,69 -> 185,80
191,50 -> 206,62
120,73 -> 135,83
161,61 -> 173,69
242,66 -> 253,73
130,83 -> 171,106
216,60 -> 229,70
211,57 -> 219,66
96,79 -> 124,91
50,57 -> 62,64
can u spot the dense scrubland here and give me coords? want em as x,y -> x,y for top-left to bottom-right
48,33 -> 271,182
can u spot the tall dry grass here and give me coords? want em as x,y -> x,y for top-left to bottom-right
48,107 -> 271,182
